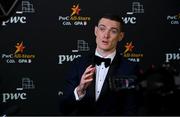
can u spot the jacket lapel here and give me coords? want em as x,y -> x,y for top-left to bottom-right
84,54 -> 96,101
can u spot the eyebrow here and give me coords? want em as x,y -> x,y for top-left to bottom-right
98,24 -> 119,31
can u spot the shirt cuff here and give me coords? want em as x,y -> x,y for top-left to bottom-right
74,87 -> 86,101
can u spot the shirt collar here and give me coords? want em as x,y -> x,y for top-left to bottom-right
95,50 -> 116,63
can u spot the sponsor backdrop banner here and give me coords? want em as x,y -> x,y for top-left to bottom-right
0,0 -> 179,115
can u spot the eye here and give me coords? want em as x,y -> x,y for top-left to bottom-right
110,29 -> 118,34
98,25 -> 106,32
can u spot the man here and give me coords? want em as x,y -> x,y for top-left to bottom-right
60,13 -> 140,115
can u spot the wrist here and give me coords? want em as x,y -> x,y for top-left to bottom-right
76,85 -> 86,96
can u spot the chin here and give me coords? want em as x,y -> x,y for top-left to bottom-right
98,45 -> 111,51
101,48 -> 112,52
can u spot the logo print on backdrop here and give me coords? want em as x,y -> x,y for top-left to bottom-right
58,40 -> 90,64
167,13 -> 180,25
2,77 -> 35,103
21,1 -> 35,13
17,77 -> 35,90
71,4 -> 81,16
122,2 -> 144,24
15,41 -> 25,54
123,41 -> 143,62
124,41 -> 134,54
1,41 -> 36,64
0,0 -> 19,17
72,40 -> 90,52
58,4 -> 91,26
1,0 -> 35,26
165,48 -> 180,63
131,2 -> 144,14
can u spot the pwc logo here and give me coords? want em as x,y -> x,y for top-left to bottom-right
167,13 -> 180,25
165,48 -> 180,63
1,0 -> 35,26
58,40 -> 90,64
0,0 -> 20,21
2,77 -> 35,103
122,2 -> 144,24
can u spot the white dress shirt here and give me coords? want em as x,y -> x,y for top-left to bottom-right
74,50 -> 116,101
95,50 -> 116,100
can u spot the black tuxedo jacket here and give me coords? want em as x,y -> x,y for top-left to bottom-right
60,51 -> 140,115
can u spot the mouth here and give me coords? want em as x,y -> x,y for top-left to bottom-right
102,40 -> 108,45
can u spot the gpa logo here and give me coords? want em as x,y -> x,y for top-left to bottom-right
58,4 -> 91,26
123,41 -> 144,62
1,41 -> 36,64
1,0 -> 35,26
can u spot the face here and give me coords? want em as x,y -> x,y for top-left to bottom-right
95,18 -> 124,54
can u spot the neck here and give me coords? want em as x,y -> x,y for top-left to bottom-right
96,48 -> 116,57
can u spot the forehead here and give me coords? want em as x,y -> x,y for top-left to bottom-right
98,18 -> 120,29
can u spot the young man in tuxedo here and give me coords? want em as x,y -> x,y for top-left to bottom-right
60,13 -> 140,115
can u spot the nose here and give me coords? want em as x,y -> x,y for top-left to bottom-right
104,30 -> 110,38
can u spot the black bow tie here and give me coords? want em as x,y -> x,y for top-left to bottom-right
94,55 -> 111,68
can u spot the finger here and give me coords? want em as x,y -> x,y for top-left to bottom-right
84,67 -> 95,78
91,67 -> 96,73
84,72 -> 94,80
84,65 -> 95,74
86,65 -> 93,69
85,77 -> 93,81
83,78 -> 93,83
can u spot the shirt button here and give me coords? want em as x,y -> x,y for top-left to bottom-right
97,91 -> 100,93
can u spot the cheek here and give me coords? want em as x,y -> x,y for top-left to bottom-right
96,37 -> 101,45
111,41 -> 117,46
96,34 -> 103,42
96,32 -> 102,39
111,37 -> 119,44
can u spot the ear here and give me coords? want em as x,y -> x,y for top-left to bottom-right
118,32 -> 125,41
94,26 -> 98,36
